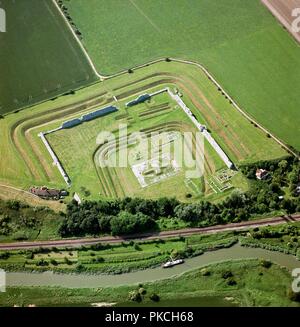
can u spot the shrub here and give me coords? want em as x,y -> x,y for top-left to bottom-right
96,257 -> 104,263
139,287 -> 147,295
25,252 -> 34,260
0,252 -> 10,260
64,257 -> 72,265
134,243 -> 142,251
36,259 -> 49,267
50,259 -> 58,266
260,259 -> 272,268
288,289 -> 300,302
150,293 -> 160,302
75,263 -> 85,272
201,268 -> 211,276
222,271 -> 233,279
128,290 -> 142,302
227,278 -> 237,286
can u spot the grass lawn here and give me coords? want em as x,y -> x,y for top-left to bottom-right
0,0 -> 97,115
1,259 -> 298,307
66,0 -> 300,150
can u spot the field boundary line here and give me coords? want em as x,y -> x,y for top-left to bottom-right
129,0 -> 162,33
51,0 -> 103,80
0,183 -> 37,197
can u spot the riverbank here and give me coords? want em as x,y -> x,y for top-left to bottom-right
1,221 -> 299,275
1,259 -> 299,307
5,244 -> 300,288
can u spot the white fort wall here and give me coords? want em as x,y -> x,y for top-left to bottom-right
166,88 -> 234,169
38,132 -> 71,186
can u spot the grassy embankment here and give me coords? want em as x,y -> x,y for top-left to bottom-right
1,259 -> 299,307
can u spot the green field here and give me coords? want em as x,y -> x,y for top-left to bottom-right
66,0 -> 300,150
0,61 -> 286,201
0,0 -> 97,115
1,259 -> 298,307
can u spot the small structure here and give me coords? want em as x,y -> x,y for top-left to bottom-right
81,106 -> 118,122
60,190 -> 69,197
29,186 -> 61,200
256,169 -> 269,180
126,94 -> 151,107
73,192 -> 82,204
61,118 -> 82,129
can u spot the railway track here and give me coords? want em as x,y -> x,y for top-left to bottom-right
0,214 -> 299,250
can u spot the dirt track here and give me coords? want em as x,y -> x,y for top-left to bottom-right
0,183 -> 64,212
261,0 -> 300,44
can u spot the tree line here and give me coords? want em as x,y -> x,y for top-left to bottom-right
59,157 -> 300,237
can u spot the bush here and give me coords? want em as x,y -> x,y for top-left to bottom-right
201,268 -> 211,276
75,263 -> 85,272
128,290 -> 142,302
139,287 -> 146,295
134,243 -> 142,251
221,271 -> 233,279
0,252 -> 10,260
260,259 -> 272,268
96,257 -> 104,263
36,259 -> 49,267
150,293 -> 160,302
64,257 -> 72,265
288,289 -> 300,302
25,252 -> 34,260
50,259 -> 58,266
227,278 -> 237,286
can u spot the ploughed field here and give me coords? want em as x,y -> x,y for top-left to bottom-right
262,0 -> 300,44
0,0 -> 97,115
66,0 -> 300,150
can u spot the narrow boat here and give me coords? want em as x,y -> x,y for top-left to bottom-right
162,259 -> 184,268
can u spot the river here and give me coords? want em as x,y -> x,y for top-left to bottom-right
6,244 -> 300,289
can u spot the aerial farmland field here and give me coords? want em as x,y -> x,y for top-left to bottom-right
66,0 -> 300,150
1,0 -> 300,312
0,0 -> 97,115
